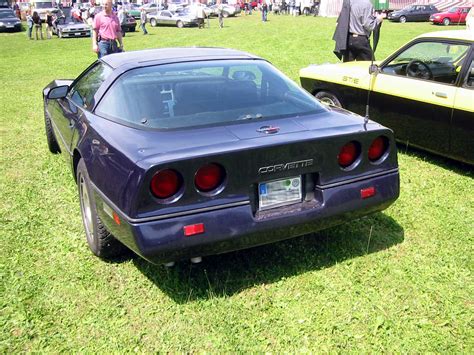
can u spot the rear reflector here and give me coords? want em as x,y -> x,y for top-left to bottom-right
361,187 -> 376,199
184,223 -> 205,237
113,212 -> 121,225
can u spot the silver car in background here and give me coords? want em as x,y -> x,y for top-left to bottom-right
147,9 -> 198,28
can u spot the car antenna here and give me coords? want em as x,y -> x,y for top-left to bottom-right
364,19 -> 382,126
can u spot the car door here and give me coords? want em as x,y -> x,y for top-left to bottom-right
450,55 -> 474,164
369,39 -> 470,156
49,62 -> 112,158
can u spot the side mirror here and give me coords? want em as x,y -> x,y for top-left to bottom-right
47,85 -> 69,99
369,64 -> 379,75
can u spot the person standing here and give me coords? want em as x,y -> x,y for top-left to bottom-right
196,3 -> 205,29
140,7 -> 148,35
216,0 -> 224,28
32,11 -> 44,40
92,0 -> 124,58
261,0 -> 268,21
26,10 -> 33,40
333,0 -> 383,62
117,6 -> 126,37
45,11 -> 53,39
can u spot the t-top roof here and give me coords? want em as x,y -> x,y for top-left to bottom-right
100,47 -> 262,69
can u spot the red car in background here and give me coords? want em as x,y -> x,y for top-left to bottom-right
430,6 -> 471,26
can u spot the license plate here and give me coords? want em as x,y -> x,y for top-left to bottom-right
6,25 -> 14,28
74,32 -> 81,36
258,176 -> 302,211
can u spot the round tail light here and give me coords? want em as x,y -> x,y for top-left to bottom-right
195,163 -> 225,192
368,136 -> 388,162
338,141 -> 360,168
150,169 -> 182,199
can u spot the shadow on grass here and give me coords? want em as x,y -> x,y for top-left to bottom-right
397,143 -> 473,178
133,212 -> 404,303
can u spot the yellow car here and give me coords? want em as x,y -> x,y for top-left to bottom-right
300,30 -> 473,165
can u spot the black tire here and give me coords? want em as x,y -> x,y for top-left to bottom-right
223,11 -> 229,18
315,91 -> 343,107
442,18 -> 450,26
176,20 -> 184,28
77,159 -> 127,259
150,18 -> 157,27
130,26 -> 136,32
399,16 -> 406,23
44,110 -> 60,154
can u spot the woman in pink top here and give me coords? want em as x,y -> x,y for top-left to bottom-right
92,0 -> 124,58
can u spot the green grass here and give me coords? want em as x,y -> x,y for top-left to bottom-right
1,14 -> 473,352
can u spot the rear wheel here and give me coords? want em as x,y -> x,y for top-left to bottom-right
176,20 -> 184,28
44,111 -> 60,154
315,91 -> 343,108
150,18 -> 157,27
443,18 -> 450,26
399,16 -> 406,23
77,159 -> 127,259
130,26 -> 136,32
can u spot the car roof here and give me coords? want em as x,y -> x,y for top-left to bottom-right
416,30 -> 474,42
100,47 -> 262,69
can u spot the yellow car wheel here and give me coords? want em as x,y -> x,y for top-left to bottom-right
315,91 -> 343,108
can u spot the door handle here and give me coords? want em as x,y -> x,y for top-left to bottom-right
434,92 -> 448,98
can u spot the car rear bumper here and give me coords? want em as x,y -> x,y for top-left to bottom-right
95,170 -> 399,264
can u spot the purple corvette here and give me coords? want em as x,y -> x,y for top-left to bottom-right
43,48 -> 400,265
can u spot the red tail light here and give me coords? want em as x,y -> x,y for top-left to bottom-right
195,163 -> 225,192
368,136 -> 388,162
338,141 -> 360,168
150,169 -> 182,199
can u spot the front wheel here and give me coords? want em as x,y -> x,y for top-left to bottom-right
315,91 -> 343,107
399,16 -> 407,23
58,30 -> 62,38
176,20 -> 184,28
442,18 -> 450,26
150,18 -> 157,27
223,11 -> 229,18
77,159 -> 127,259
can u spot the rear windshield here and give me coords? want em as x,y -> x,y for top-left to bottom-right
96,59 -> 325,129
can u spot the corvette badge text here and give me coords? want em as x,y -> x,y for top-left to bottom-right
258,159 -> 314,174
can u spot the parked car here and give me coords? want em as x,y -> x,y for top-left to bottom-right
430,6 -> 472,26
42,47 -> 400,265
387,4 -> 438,23
52,15 -> 91,38
206,3 -> 241,17
123,3 -> 141,19
122,13 -> 136,31
0,9 -> 22,31
139,2 -> 164,14
300,30 -> 473,165
147,9 -> 198,28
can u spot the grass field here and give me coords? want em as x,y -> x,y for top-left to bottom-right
0,14 -> 473,352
